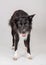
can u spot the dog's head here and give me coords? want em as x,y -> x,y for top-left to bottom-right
14,14 -> 35,34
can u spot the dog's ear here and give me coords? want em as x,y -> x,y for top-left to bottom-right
28,14 -> 35,24
28,14 -> 35,20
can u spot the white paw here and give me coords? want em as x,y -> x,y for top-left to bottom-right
27,53 -> 32,59
13,50 -> 18,60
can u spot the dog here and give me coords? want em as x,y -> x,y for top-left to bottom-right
9,10 -> 35,60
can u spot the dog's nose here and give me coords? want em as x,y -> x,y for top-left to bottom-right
22,29 -> 25,34
22,31 -> 25,34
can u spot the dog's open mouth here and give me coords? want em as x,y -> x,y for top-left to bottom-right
22,34 -> 26,37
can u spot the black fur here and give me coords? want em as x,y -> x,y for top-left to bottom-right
24,34 -> 30,54
9,10 -> 35,54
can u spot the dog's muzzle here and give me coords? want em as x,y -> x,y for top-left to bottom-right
22,33 -> 26,37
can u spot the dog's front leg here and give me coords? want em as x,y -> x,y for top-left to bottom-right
13,33 -> 19,60
24,33 -> 32,59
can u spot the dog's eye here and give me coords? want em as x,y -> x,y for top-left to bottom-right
18,22 -> 22,27
20,23 -> 22,25
24,21 -> 28,25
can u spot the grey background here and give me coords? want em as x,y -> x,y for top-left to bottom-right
0,0 -> 46,65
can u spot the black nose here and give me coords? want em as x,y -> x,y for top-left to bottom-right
22,31 -> 25,34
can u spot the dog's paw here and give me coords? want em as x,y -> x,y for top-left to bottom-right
26,53 -> 32,59
12,46 -> 15,50
13,50 -> 18,60
13,56 -> 18,60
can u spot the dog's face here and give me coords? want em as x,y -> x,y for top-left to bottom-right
17,17 -> 29,33
14,14 -> 35,34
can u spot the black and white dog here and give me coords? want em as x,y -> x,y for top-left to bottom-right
9,10 -> 35,59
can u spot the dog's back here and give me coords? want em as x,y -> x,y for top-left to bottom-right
12,10 -> 28,18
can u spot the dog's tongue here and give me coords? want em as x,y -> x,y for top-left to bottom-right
22,34 -> 26,37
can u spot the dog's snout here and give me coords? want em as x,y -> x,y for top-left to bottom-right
22,29 -> 25,34
22,31 -> 25,34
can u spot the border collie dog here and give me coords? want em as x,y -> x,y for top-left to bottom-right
9,10 -> 35,60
